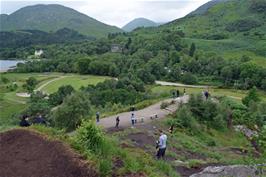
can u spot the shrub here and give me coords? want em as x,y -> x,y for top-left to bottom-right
242,87 -> 260,106
160,102 -> 170,109
181,72 -> 198,85
174,106 -> 198,131
52,92 -> 92,131
74,120 -> 105,154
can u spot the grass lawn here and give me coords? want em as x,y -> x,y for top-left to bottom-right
40,75 -> 110,94
151,85 -> 266,101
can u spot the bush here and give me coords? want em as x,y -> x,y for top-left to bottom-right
242,87 -> 260,106
160,102 -> 170,109
52,92 -> 92,132
181,72 -> 198,85
174,106 -> 198,131
74,120 -> 105,154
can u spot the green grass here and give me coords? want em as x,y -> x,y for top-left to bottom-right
151,85 -> 266,102
40,75 -> 110,94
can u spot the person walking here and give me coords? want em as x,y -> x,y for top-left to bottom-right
131,113 -> 135,127
96,112 -> 100,123
156,130 -> 167,160
115,116 -> 120,128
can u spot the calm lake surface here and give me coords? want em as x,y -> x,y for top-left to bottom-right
0,60 -> 25,71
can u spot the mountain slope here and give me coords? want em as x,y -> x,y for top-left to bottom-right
122,18 -> 158,32
165,0 -> 266,60
0,4 -> 122,38
188,0 -> 230,16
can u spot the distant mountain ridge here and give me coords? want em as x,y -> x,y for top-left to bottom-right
0,4 -> 122,38
122,18 -> 160,32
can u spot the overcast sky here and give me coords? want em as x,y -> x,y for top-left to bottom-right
0,0 -> 210,27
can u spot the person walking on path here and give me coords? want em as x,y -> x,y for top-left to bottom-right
204,90 -> 209,100
115,116 -> 120,128
131,113 -> 135,127
156,130 -> 167,159
96,112 -> 100,123
176,89 -> 180,97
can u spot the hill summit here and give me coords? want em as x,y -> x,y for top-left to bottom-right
0,4 -> 122,38
122,18 -> 159,32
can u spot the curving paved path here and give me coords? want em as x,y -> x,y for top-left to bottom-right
98,95 -> 189,129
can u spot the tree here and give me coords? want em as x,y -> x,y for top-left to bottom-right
49,85 -> 75,106
52,92 -> 92,132
24,77 -> 38,93
242,87 -> 260,106
181,72 -> 198,84
189,43 -> 196,57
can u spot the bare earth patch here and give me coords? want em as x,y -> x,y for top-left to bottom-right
0,129 -> 98,177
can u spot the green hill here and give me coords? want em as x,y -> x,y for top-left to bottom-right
122,18 -> 159,32
0,4 -> 122,38
164,0 -> 266,64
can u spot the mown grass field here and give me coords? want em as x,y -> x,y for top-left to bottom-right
0,72 -> 110,129
39,75 -> 110,94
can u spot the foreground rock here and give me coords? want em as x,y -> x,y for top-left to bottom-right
190,165 -> 260,177
0,129 -> 98,177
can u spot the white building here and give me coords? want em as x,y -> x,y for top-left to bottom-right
34,49 -> 44,57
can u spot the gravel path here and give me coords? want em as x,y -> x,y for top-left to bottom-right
98,95 -> 189,129
155,81 -> 209,88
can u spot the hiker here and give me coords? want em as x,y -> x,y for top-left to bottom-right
204,91 -> 209,100
19,115 -> 30,127
156,129 -> 167,159
33,114 -> 46,125
183,88 -> 186,95
176,89 -> 180,97
172,91 -> 175,99
96,112 -> 100,123
115,116 -> 120,128
131,113 -> 135,127
131,106 -> 135,112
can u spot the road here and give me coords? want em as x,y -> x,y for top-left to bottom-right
98,95 -> 189,129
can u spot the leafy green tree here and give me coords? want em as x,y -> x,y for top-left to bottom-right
189,43 -> 196,57
24,77 -> 38,93
181,72 -> 198,84
26,91 -> 51,116
257,125 -> 266,153
49,85 -> 75,106
242,87 -> 260,106
52,92 -> 92,132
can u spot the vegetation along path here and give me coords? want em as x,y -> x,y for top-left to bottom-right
98,95 -> 189,129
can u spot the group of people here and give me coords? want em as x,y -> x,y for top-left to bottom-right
19,113 -> 47,127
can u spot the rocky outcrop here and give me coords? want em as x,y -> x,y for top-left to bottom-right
190,165 -> 259,177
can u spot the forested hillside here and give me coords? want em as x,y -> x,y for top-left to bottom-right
165,0 -> 266,62
0,4 -> 122,37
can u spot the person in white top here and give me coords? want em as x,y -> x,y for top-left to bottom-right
156,129 -> 167,159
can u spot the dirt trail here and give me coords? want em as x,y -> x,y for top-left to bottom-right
0,129 -> 98,177
98,95 -> 189,129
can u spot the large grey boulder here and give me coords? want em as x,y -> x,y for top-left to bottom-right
190,165 -> 259,177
